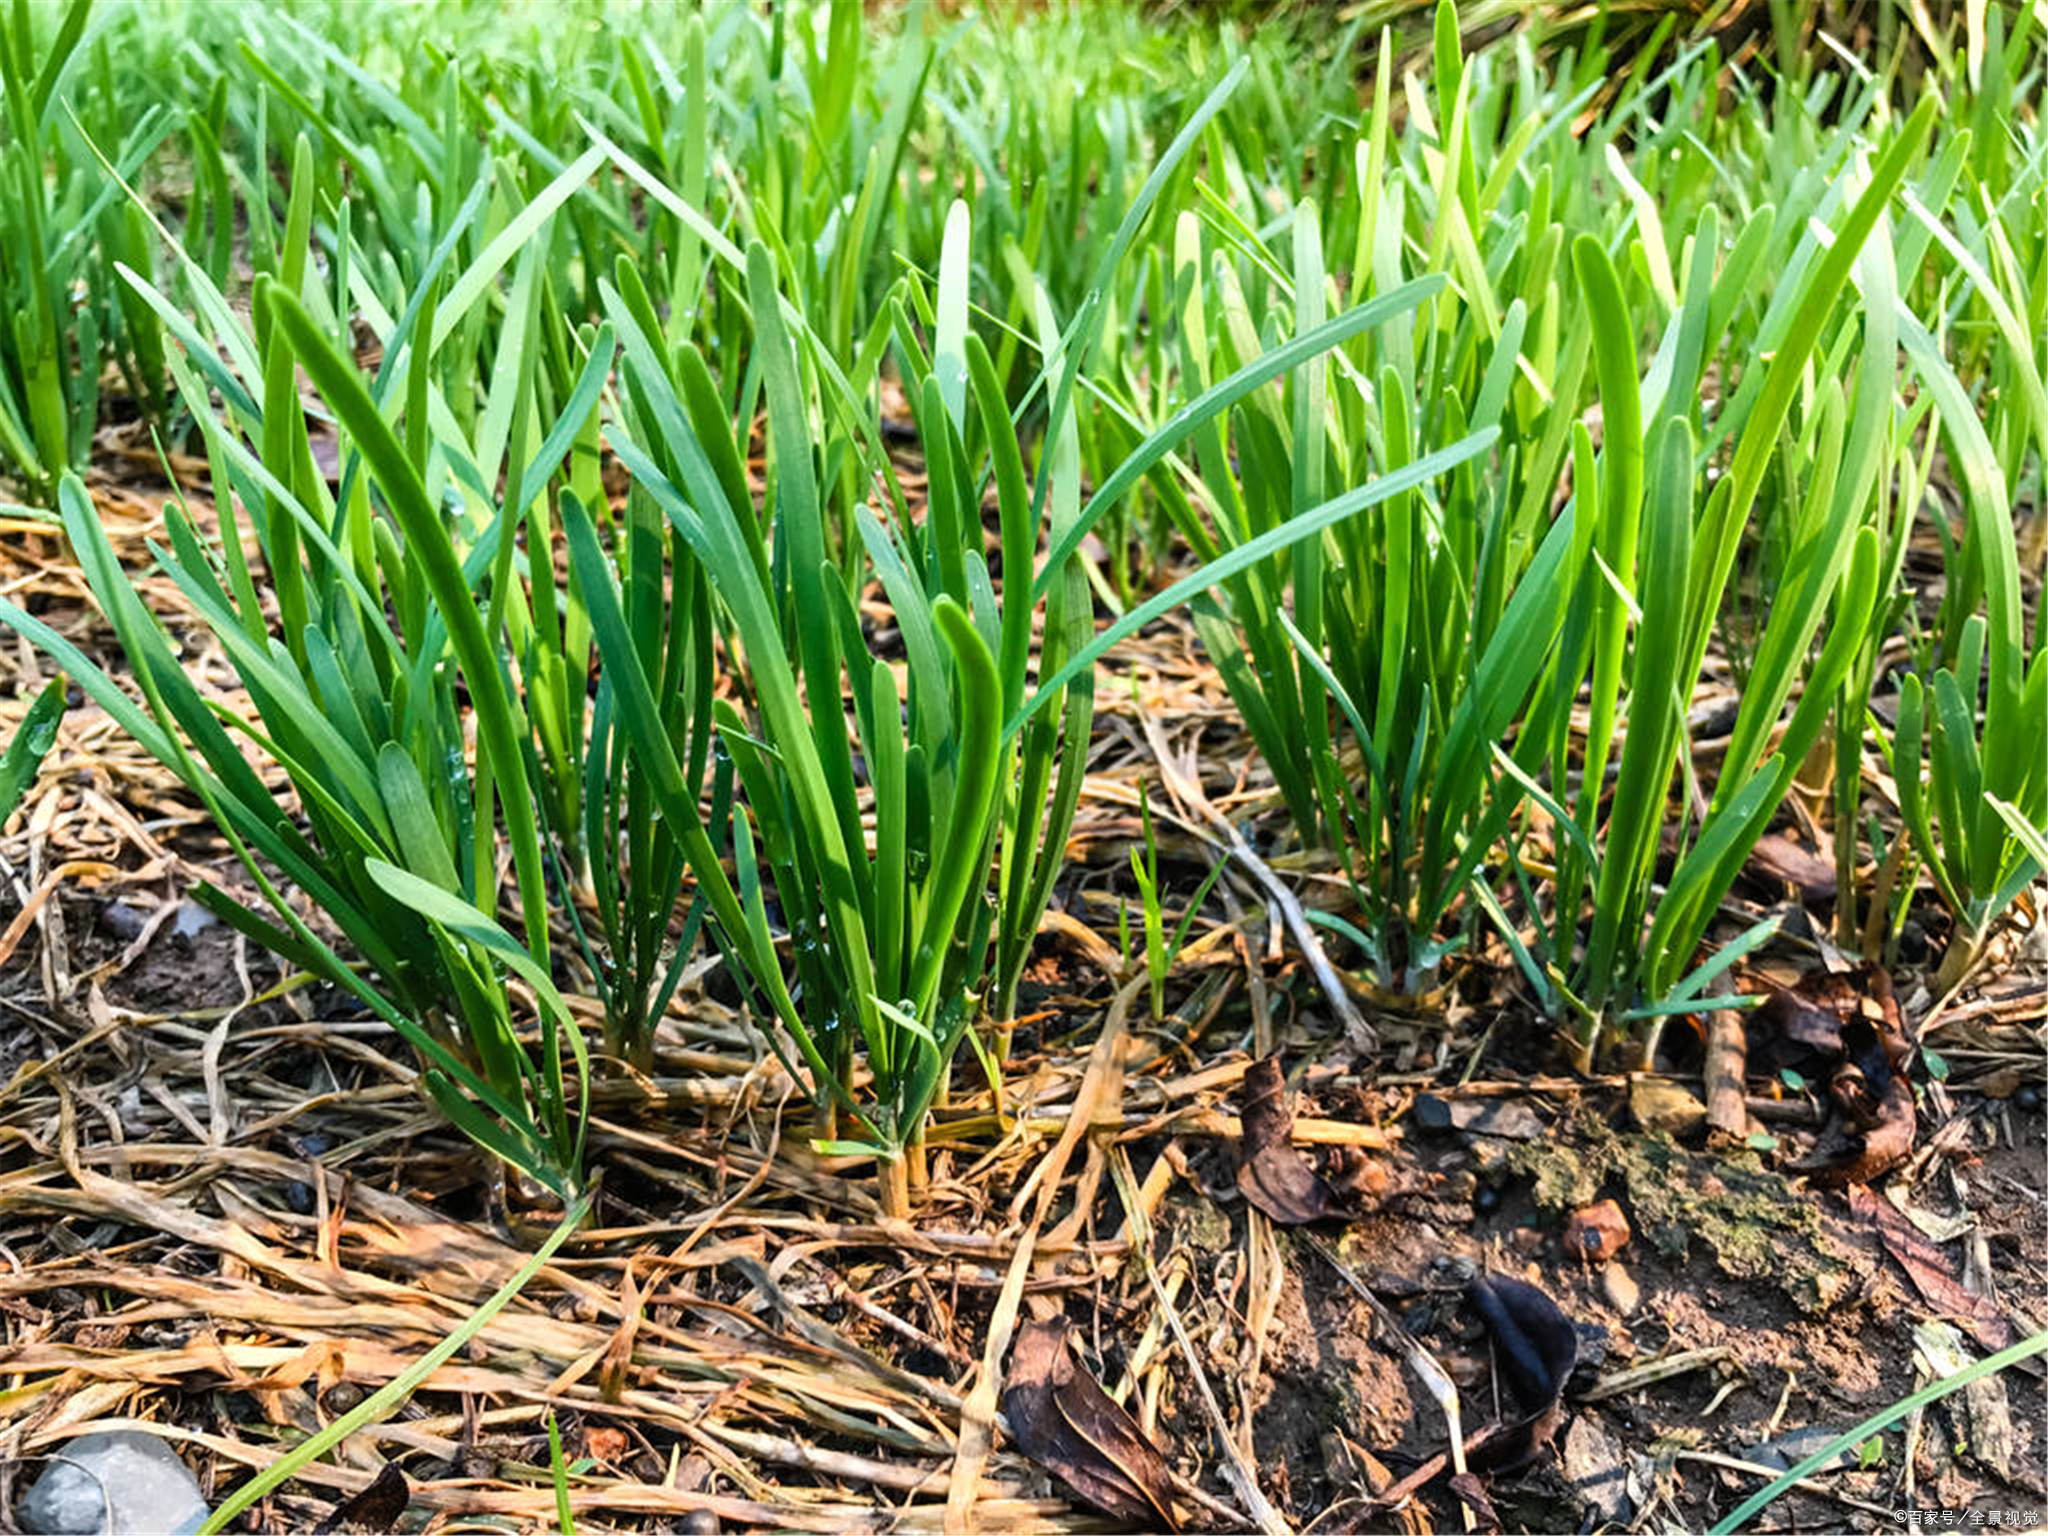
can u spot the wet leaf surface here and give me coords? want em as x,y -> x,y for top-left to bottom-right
1000,1318 -> 1180,1531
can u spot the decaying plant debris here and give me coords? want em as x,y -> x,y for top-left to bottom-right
1235,1056 -> 1391,1225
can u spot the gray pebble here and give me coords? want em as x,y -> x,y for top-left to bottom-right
18,1431 -> 209,1536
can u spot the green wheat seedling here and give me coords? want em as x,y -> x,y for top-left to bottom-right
1163,8 -> 1601,994
10,0 -> 2042,1226
1157,0 -> 2042,1063
0,0 -> 171,501
0,677 -> 65,828
1475,96 -> 1956,1064
1128,790 -> 1229,1023
0,147 -> 615,1198
1885,345 -> 2047,987
1873,89 -> 2048,984
573,71 -> 1495,1204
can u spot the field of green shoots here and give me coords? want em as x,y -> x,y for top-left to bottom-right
0,1 -> 2041,1532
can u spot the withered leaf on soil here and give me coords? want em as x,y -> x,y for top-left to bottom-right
1464,1273 -> 1583,1473
1445,1472 -> 1503,1533
1746,833 -> 1837,902
312,1462 -> 408,1535
1752,966 -> 1917,1186
1916,1320 -> 2017,1478
1000,1318 -> 1179,1531
1235,1055 -> 1387,1224
1746,988 -> 1849,1070
1849,1186 -> 2016,1355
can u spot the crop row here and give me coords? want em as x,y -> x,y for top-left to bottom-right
0,0 -> 2040,1209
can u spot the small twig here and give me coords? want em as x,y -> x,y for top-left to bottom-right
1110,1146 -> 1291,1535
1704,1009 -> 1749,1139
1139,715 -> 1375,1049
1580,1345 -> 1731,1401
1302,1235 -> 1473,1532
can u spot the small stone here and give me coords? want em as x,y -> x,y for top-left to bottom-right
1601,1264 -> 1641,1316
672,1454 -> 713,1494
1411,1093 -> 1454,1131
1411,1094 -> 1545,1140
19,1431 -> 209,1536
1562,1413 -> 1632,1526
1565,1200 -> 1632,1264
96,901 -> 148,943
1573,1320 -> 1616,1373
1975,1066 -> 2025,1100
170,901 -> 216,940
1745,1424 -> 1861,1472
1457,1099 -> 1546,1139
1629,1077 -> 1706,1136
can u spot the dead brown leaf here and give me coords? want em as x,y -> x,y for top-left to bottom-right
1849,1186 -> 2016,1354
1747,834 -> 1837,902
1446,1472 -> 1503,1533
1753,966 -> 1918,1186
1234,1055 -> 1386,1224
312,1462 -> 408,1534
999,1318 -> 1179,1531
